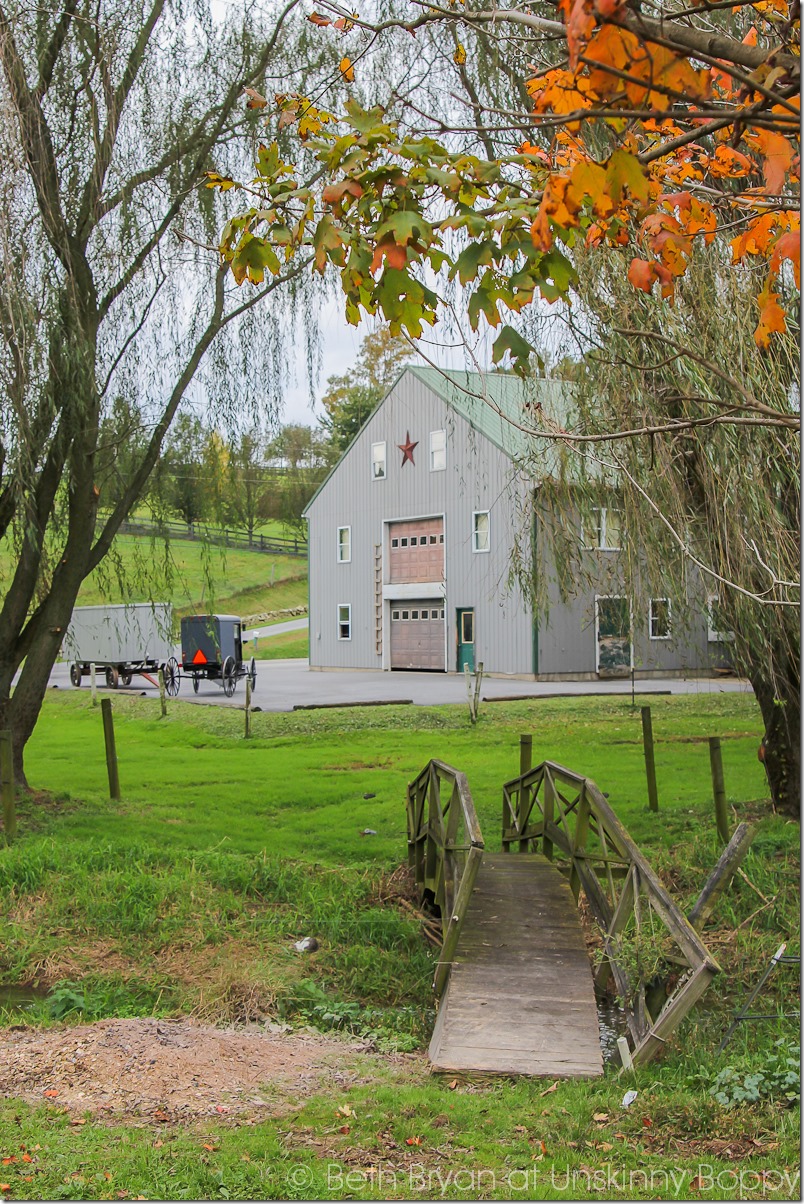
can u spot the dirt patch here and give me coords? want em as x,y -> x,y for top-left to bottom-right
0,1016 -> 375,1124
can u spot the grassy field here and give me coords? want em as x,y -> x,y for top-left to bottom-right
250,628 -> 309,660
0,533 -> 309,627
0,690 -> 798,1199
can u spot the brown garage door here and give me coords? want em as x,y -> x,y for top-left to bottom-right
390,602 -> 446,671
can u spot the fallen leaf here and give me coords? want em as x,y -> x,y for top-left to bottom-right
448,1080 -> 458,1090
690,1175 -> 703,1192
1,1159 -> 15,1166
405,1136 -> 422,1146
593,1112 -> 609,1122
514,1125 -> 527,1133
339,1125 -> 350,1135
153,1141 -> 163,1149
21,1155 -> 32,1164
202,1143 -> 217,1152
0,1186 -> 11,1193
71,1119 -> 86,1127
215,1106 -> 230,1114
642,1116 -> 652,1127
42,1090 -> 58,1099
336,1104 -> 355,1118
539,1081 -> 559,1096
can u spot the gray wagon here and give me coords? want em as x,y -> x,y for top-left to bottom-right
64,603 -> 179,692
180,614 -> 256,697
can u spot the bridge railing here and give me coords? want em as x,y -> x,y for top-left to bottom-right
407,760 -> 484,996
502,759 -> 721,1067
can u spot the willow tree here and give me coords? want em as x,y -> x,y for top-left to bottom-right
0,0 -> 366,783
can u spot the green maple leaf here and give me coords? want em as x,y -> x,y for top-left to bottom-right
606,150 -> 650,206
491,325 -> 535,375
375,210 -> 431,246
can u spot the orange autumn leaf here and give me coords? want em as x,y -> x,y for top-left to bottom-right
559,0 -> 596,69
754,284 -> 787,348
769,229 -> 801,287
339,57 -> 355,83
627,257 -> 673,292
307,12 -> 331,25
243,87 -> 267,110
752,130 -> 794,194
370,237 -> 408,273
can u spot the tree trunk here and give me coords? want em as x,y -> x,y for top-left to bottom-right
749,661 -> 801,819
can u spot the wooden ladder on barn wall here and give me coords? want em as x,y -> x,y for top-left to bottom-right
406,759 -> 721,1077
373,544 -> 383,657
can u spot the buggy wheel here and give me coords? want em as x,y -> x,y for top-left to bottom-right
192,675 -> 200,694
221,655 -> 237,697
248,656 -> 257,687
69,663 -> 82,688
164,656 -> 180,697
105,666 -> 120,689
121,671 -> 133,687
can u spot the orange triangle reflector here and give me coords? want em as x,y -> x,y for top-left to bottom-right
192,649 -> 207,665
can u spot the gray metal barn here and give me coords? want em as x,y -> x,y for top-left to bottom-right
304,367 -> 730,678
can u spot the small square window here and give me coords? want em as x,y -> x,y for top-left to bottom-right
402,609 -> 409,620
583,506 -> 621,551
391,538 -> 399,549
440,609 -> 445,619
411,610 -> 419,620
473,511 -> 490,553
429,534 -> 437,545
337,525 -> 351,563
707,595 -> 735,643
337,604 -> 351,640
392,610 -> 400,621
410,536 -> 418,547
430,429 -> 446,471
371,442 -> 386,480
400,537 -> 408,547
439,533 -> 444,543
649,598 -> 671,640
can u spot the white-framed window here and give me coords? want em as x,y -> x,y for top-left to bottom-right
649,598 -> 672,640
391,609 -> 400,621
707,594 -> 735,643
472,510 -> 490,553
336,526 -> 351,563
337,604 -> 351,640
371,441 -> 386,480
430,429 -> 446,471
583,506 -> 621,551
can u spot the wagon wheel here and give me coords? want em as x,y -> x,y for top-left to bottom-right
69,663 -> 82,688
221,655 -> 237,697
248,656 -> 257,687
163,656 -> 180,697
105,666 -> 119,689
121,671 -> 133,687
192,675 -> 200,694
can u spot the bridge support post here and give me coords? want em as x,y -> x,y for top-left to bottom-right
519,735 -> 532,852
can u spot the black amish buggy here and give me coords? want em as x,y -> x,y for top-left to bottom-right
179,614 -> 257,696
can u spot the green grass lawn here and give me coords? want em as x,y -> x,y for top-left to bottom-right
249,628 -> 309,659
0,691 -> 798,1199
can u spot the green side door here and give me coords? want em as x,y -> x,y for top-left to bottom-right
457,608 -> 475,672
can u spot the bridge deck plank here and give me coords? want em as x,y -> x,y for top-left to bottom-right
429,853 -> 603,1078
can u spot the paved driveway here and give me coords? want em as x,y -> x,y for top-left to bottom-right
49,657 -> 752,711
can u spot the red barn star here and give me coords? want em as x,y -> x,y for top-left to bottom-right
397,431 -> 418,466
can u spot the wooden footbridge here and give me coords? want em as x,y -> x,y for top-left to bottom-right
407,752 -> 721,1078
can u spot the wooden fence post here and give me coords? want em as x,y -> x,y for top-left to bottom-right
244,676 -> 252,739
90,663 -> 97,707
0,731 -> 16,844
519,734 -> 532,853
157,668 -> 167,718
709,737 -> 729,843
101,698 -> 121,800
641,705 -> 659,812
